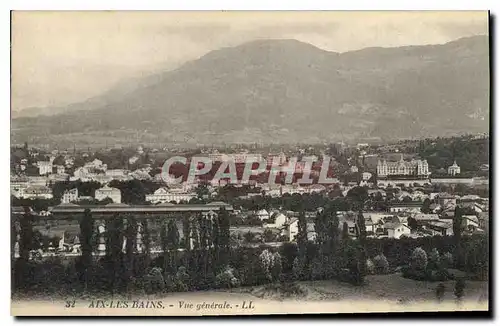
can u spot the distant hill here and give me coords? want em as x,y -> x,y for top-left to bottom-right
11,35 -> 489,147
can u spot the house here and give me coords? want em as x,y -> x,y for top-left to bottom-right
411,213 -> 440,222
130,169 -> 152,181
23,185 -> 53,199
280,184 -> 307,196
389,202 -> 422,213
338,212 -> 376,237
368,189 -> 386,198
27,176 -> 49,186
338,220 -> 357,237
91,174 -> 114,184
460,201 -> 485,213
286,219 -> 316,242
54,165 -> 65,174
84,159 -> 107,172
145,187 -> 169,204
264,185 -> 282,197
396,191 -> 412,201
362,172 -> 372,181
37,161 -> 53,175
128,156 -> 140,165
426,220 -> 454,236
435,193 -> 457,208
11,176 -> 29,196
463,215 -> 480,232
64,157 -> 75,168
73,167 -> 90,179
95,185 -> 122,203
11,188 -> 24,199
440,208 -> 455,220
411,190 -> 429,201
477,212 -> 489,232
62,188 -> 78,204
105,169 -> 129,179
146,187 -> 196,204
264,212 -> 288,228
256,209 -> 270,221
365,217 -> 375,234
48,173 -> 69,183
77,196 -> 94,202
461,194 -> 481,201
306,184 -> 326,194
11,206 -> 34,215
384,222 -> 411,239
363,211 -> 393,222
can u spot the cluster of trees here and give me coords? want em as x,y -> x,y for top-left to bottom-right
416,135 -> 489,174
51,180 -> 103,201
108,180 -> 160,204
229,188 -> 369,213
402,247 -> 455,281
12,195 -> 488,295
12,207 -> 232,294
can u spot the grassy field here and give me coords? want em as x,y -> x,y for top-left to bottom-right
238,273 -> 488,304
12,273 -> 488,315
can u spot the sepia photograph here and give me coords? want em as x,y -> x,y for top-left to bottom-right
9,10 -> 490,316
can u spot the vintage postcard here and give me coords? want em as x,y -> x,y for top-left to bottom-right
10,11 -> 490,316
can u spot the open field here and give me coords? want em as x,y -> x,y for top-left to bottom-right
12,273 -> 488,315
240,273 -> 488,303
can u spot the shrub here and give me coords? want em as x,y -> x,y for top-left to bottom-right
410,247 -> 428,272
243,231 -> 257,243
436,283 -> 446,302
454,279 -> 466,301
143,267 -> 165,293
175,266 -> 190,290
278,282 -> 307,298
311,258 -> 323,280
164,274 -> 176,292
441,252 -> 453,269
366,258 -> 375,275
259,249 -> 274,281
263,229 -> 276,243
373,254 -> 389,274
292,257 -> 302,280
271,252 -> 282,281
215,266 -> 240,289
428,248 -> 441,270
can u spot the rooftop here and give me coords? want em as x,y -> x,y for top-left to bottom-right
49,202 -> 233,215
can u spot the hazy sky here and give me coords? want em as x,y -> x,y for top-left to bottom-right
11,11 -> 488,111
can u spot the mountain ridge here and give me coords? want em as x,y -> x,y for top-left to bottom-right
11,35 -> 489,147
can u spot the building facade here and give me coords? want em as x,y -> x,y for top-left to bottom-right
377,154 -> 429,178
448,161 -> 461,176
95,185 -> 122,203
62,188 -> 79,204
145,187 -> 196,204
38,161 -> 53,175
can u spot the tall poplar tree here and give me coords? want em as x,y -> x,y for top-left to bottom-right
218,207 -> 230,268
166,219 -> 180,273
79,208 -> 94,290
297,209 -> 308,278
142,219 -> 151,268
355,209 -> 367,283
453,205 -> 463,268
125,215 -> 137,291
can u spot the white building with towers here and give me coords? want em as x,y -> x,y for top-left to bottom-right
377,154 -> 429,178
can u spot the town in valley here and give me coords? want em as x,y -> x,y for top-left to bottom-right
10,11 -> 490,314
